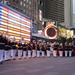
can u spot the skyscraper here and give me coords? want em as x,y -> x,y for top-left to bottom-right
40,0 -> 73,28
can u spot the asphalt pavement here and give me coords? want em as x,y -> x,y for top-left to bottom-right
0,56 -> 75,75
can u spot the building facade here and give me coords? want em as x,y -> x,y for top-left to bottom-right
73,12 -> 75,27
40,0 -> 73,29
0,0 -> 40,33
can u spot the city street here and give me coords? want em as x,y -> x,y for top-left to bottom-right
0,0 -> 75,75
0,56 -> 75,75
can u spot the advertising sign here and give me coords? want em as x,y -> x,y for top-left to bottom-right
0,3 -> 31,42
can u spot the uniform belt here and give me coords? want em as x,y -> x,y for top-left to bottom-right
5,45 -> 9,47
12,45 -> 16,46
0,43 -> 5,45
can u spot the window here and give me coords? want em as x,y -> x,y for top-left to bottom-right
13,0 -> 15,2
24,0 -> 26,1
4,0 -> 7,4
26,11 -> 28,14
29,1 -> 31,4
7,2 -> 10,6
20,8 -> 22,11
29,7 -> 31,10
20,2 -> 22,5
27,0 -> 28,3
16,6 -> 18,10
29,12 -> 31,15
13,5 -> 15,8
24,4 -> 26,7
24,9 -> 25,12
27,5 -> 28,8
0,1 -> 3,3
16,0 -> 18,3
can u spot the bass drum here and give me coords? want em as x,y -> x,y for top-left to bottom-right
45,25 -> 57,39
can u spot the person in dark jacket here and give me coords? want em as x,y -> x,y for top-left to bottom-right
32,41 -> 36,58
23,42 -> 28,59
58,43 -> 63,57
73,44 -> 75,56
7,39 -> 12,60
4,36 -> 10,61
28,42 -> 32,58
11,37 -> 17,60
0,33 -> 5,64
64,42 -> 68,57
18,40 -> 23,59
36,42 -> 40,58
68,43 -> 73,57
41,43 -> 46,57
46,42 -> 51,57
53,42 -> 58,57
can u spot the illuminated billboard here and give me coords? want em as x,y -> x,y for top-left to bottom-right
41,22 -> 57,39
44,22 -> 57,39
58,26 -> 73,38
0,3 -> 31,42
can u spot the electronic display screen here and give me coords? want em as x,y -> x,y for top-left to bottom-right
0,3 -> 31,42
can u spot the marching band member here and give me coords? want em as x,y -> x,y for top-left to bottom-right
7,39 -> 12,60
6,35 -> 11,60
4,36 -> 10,61
0,33 -> 5,64
41,43 -> 45,57
32,41 -> 36,58
18,40 -> 23,59
36,42 -> 40,58
28,42 -> 32,58
53,42 -> 58,57
46,42 -> 51,57
19,38 -> 25,58
73,44 -> 75,56
58,43 -> 63,57
20,38 -> 25,45
68,43 -> 73,57
64,42 -> 68,57
23,42 -> 28,59
11,37 -> 17,60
